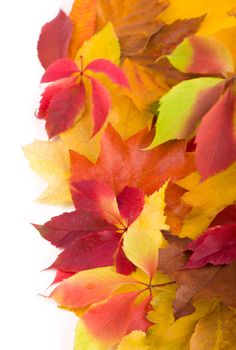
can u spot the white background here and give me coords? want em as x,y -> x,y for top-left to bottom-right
0,0 -> 78,349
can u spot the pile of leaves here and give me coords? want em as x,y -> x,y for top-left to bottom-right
24,0 -> 236,349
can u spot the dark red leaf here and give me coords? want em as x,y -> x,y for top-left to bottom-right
51,231 -> 120,272
37,10 -> 73,69
86,59 -> 129,88
46,81 -> 86,138
210,205 -> 236,227
117,187 -> 144,225
33,210 -> 116,248
115,241 -> 136,275
186,224 -> 236,268
41,58 -> 79,83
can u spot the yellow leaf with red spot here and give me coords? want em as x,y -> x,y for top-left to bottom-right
123,182 -> 169,277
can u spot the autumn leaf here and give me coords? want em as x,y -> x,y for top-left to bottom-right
195,88 -> 236,179
37,10 -> 73,69
123,182 -> 168,277
96,0 -> 168,57
38,35 -> 128,137
149,77 -> 224,147
167,35 -> 234,77
185,224 -> 236,269
158,0 -> 236,35
68,0 -> 96,59
35,180 -> 144,274
117,331 -> 150,350
23,140 -> 71,204
71,124 -> 195,196
178,163 -> 236,238
74,321 -> 107,350
158,233 -> 236,318
189,301 -> 236,349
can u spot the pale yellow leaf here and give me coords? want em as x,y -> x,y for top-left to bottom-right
123,182 -> 169,277
23,140 -> 71,205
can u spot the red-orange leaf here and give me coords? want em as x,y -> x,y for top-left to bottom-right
41,58 -> 79,83
195,88 -> 236,179
37,10 -> 73,69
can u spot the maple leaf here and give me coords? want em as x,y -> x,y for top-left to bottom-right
70,124 -> 195,196
185,224 -> 236,269
177,165 -> 236,238
23,140 -> 71,204
37,10 -> 73,69
150,35 -> 236,178
158,232 -> 236,319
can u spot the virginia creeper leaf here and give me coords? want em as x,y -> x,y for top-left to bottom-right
150,77 -> 224,147
167,35 -> 234,77
41,58 -> 79,83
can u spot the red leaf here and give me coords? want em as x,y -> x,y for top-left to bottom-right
70,125 -> 195,195
210,205 -> 236,227
117,187 -> 144,225
126,294 -> 152,333
37,83 -> 64,119
115,239 -> 136,275
70,180 -> 123,226
86,59 -> 130,88
186,224 -> 236,269
37,10 -> 73,69
89,77 -> 111,136
51,231 -> 120,272
196,88 -> 236,179
34,210 -> 116,248
41,58 -> 79,83
46,81 -> 86,138
83,292 -> 141,346
52,270 -> 75,284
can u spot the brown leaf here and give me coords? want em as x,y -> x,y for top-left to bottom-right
159,233 -> 236,319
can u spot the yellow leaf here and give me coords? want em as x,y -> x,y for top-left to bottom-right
69,0 -> 96,58
108,86 -> 153,139
190,302 -> 236,350
148,288 -> 212,350
122,59 -> 168,110
117,331 -> 150,350
123,182 -> 169,277
74,321 -> 107,350
159,0 -> 236,35
75,22 -> 120,67
213,26 -> 236,69
23,140 -> 71,205
61,110 -> 104,164
177,163 -> 236,239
